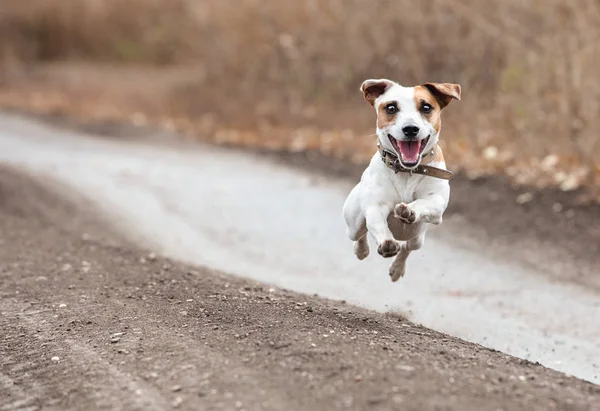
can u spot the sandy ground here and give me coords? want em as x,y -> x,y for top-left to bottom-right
1,166 -> 599,411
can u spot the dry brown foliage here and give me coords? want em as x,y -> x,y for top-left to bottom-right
1,0 -> 599,199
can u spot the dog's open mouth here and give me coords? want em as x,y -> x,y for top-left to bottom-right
388,134 -> 430,166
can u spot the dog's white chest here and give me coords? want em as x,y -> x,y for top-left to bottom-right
388,174 -> 423,203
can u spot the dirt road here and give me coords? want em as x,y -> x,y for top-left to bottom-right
0,113 -> 599,410
0,165 -> 598,411
1,113 -> 599,383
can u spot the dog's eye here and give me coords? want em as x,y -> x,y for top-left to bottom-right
421,103 -> 433,114
385,104 -> 398,114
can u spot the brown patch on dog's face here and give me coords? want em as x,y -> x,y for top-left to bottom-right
422,83 -> 461,109
413,86 -> 443,133
431,145 -> 445,163
377,101 -> 399,129
421,145 -> 445,165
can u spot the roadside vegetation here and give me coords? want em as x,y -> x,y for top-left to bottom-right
1,0 -> 599,200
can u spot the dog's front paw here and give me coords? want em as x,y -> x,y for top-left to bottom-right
377,239 -> 400,258
394,203 -> 417,224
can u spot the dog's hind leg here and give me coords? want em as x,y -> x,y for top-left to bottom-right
343,185 -> 371,260
353,234 -> 370,260
389,230 -> 425,281
343,185 -> 368,241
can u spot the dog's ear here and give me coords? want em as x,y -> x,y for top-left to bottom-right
360,79 -> 395,106
422,83 -> 461,109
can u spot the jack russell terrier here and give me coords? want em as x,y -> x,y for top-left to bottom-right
342,79 -> 461,281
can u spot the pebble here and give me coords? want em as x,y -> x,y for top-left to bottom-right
397,365 -> 415,372
172,385 -> 182,392
367,395 -> 386,405
110,337 -> 121,343
59,303 -> 67,308
516,192 -> 533,205
172,397 -> 183,408
51,356 -> 60,362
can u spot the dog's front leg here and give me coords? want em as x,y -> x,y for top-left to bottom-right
394,184 -> 449,225
365,204 -> 399,258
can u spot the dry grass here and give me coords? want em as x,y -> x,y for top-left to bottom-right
1,0 -> 600,199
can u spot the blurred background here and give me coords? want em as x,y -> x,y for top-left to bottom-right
1,0 -> 599,199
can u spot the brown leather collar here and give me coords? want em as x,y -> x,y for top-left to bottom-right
376,141 -> 454,181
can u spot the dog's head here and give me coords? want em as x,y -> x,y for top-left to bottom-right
361,79 -> 461,169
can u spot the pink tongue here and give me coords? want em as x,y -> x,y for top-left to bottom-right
399,140 -> 421,163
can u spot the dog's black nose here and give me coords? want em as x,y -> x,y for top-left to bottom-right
402,124 -> 420,138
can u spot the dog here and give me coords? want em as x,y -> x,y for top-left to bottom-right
342,79 -> 461,281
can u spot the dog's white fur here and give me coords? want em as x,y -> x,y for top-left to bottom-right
342,79 -> 461,281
